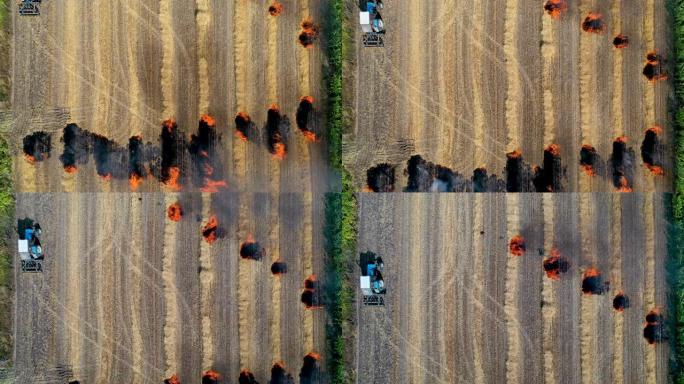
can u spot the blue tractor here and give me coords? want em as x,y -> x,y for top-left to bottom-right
18,0 -> 42,16
17,218 -> 44,272
359,251 -> 385,306
359,1 -> 385,47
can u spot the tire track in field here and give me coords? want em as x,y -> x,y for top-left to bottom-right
67,197 -> 83,379
471,2 -> 486,167
196,0 -> 211,115
541,195 -> 556,384
94,196 -> 114,382
159,0 -> 176,120
504,194 -> 521,384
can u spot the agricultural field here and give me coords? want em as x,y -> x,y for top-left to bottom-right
9,0 -> 332,383
355,193 -> 670,383
347,0 -> 673,193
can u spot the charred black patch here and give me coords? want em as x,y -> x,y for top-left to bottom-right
266,106 -> 289,158
270,363 -> 295,384
641,127 -> 665,174
240,238 -> 265,261
366,164 -> 395,192
239,370 -> 259,384
644,310 -> 665,344
188,116 -> 226,189
581,268 -> 609,295
128,136 -> 146,180
533,145 -> 565,192
301,276 -> 323,308
505,151 -> 534,192
160,120 -> 186,184
610,137 -> 636,191
543,251 -> 570,280
296,96 -> 314,132
271,260 -> 288,275
404,155 -> 471,192
579,144 -> 603,176
613,34 -> 629,48
582,13 -> 607,34
613,292 -> 630,311
92,132 -> 127,179
472,168 -> 505,192
298,20 -> 319,48
643,52 -> 667,82
235,112 -> 256,141
60,123 -> 92,171
299,353 -> 322,384
22,131 -> 51,162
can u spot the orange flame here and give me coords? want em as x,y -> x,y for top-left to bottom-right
235,130 -> 248,142
302,130 -> 317,142
165,374 -> 181,384
129,174 -> 143,190
24,154 -> 36,164
544,248 -> 563,281
544,0 -> 567,19
306,352 -> 321,360
100,173 -> 112,181
301,95 -> 314,104
163,118 -> 176,132
362,186 -> 374,193
201,114 -> 216,127
202,215 -> 219,244
201,179 -> 228,193
647,126 -> 662,135
269,2 -> 283,16
167,202 -> 182,222
582,12 -> 607,34
202,370 -> 220,380
64,165 -> 78,174
509,235 -> 526,257
580,144 -> 597,176
273,142 -> 286,160
546,143 -> 561,157
269,103 -> 280,112
507,150 -> 522,159
164,166 -> 182,191
616,176 -> 633,192
647,165 -> 665,176
583,266 -> 600,279
615,136 -> 628,144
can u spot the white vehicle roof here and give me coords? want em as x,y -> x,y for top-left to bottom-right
359,11 -> 370,26
18,239 -> 28,253
360,276 -> 371,289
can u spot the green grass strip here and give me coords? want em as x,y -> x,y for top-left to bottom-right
324,0 -> 357,382
671,1 -> 684,382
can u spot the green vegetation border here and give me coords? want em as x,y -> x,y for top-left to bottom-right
324,0 -> 357,383
671,0 -> 684,382
0,0 -> 13,367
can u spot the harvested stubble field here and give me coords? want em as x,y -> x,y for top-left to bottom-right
10,0 -> 332,382
346,0 -> 673,193
355,193 -> 669,384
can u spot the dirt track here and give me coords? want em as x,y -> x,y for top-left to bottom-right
355,193 -> 669,383
11,0 -> 330,382
346,0 -> 672,192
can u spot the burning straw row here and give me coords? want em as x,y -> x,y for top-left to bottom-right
324,0 -> 356,383
671,1 -> 684,382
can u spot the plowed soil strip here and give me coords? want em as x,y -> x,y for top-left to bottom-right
162,193 -> 179,377
200,194 -> 214,370
541,194 -> 556,384
504,0 -> 521,151
504,194 -> 521,384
